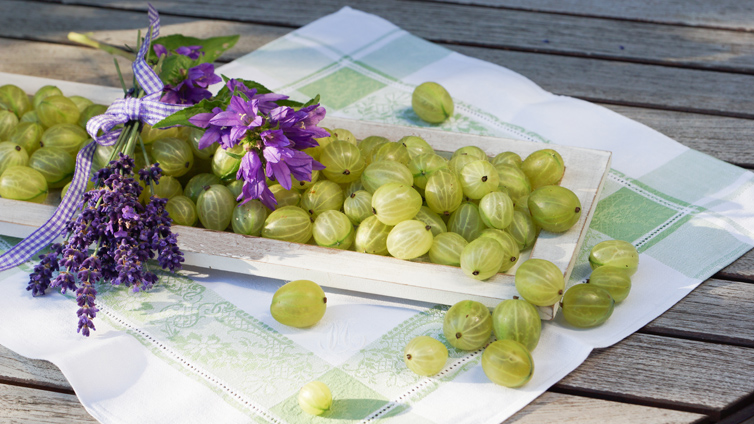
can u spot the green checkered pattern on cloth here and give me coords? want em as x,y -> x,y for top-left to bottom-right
2,6 -> 753,424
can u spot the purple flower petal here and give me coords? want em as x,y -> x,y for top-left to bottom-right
153,44 -> 168,57
175,45 -> 204,60
229,126 -> 249,144
188,111 -> 218,128
197,126 -> 224,150
261,129 -> 290,148
266,159 -> 292,190
210,111 -> 243,127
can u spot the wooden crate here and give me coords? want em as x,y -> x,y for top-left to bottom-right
0,73 -> 611,319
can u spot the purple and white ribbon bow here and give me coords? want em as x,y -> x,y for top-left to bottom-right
0,5 -> 186,272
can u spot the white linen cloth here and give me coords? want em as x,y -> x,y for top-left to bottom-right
0,7 -> 752,424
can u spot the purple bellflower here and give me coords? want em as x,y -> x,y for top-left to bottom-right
153,44 -> 204,60
207,96 -> 264,149
188,78 -> 327,209
155,42 -> 221,105
175,45 -> 204,60
161,63 -> 222,105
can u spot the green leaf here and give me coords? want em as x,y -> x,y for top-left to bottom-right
152,34 -> 240,63
153,98 -> 225,129
215,77 -> 274,100
276,99 -> 305,108
302,95 -> 321,108
225,150 -> 245,160
158,54 -> 195,86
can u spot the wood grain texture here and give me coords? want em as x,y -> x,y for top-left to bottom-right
0,39 -> 129,87
642,279 -> 754,347
0,346 -> 708,424
0,345 -> 72,393
0,383 -> 97,424
447,44 -> 754,119
602,105 -> 754,169
4,28 -> 754,122
506,392 -> 707,424
34,0 -> 754,73
556,333 -> 754,420
7,1 -> 751,164
426,0 -> 754,32
0,0 -> 289,61
717,249 -> 754,283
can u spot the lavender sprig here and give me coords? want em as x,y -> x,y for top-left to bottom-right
27,155 -> 184,336
24,4 -> 229,337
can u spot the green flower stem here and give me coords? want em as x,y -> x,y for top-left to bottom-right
68,32 -> 136,62
138,138 -> 155,196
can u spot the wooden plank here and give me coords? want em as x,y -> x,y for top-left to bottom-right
32,0 -> 754,73
717,249 -> 754,284
507,392 -> 707,424
0,345 -> 73,393
0,353 -> 708,424
602,105 -> 754,169
7,2 -> 752,164
4,5 -> 754,119
555,333 -> 754,420
4,46 -> 753,168
0,0 -> 288,61
0,383 -> 97,424
425,0 -> 754,32
447,44 -> 754,119
641,279 -> 754,348
0,39 -> 129,87
5,23 -> 754,120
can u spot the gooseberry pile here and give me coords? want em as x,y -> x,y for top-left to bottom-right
401,238 -> 639,388
1,83 -> 586,286
3,83 -> 641,400
0,84 -> 108,201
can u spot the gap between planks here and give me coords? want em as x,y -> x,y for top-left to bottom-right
2,36 -> 754,125
0,380 -> 710,424
639,279 -> 754,349
3,2 -> 754,119
419,0 -> 754,33
14,0 -> 754,74
554,333 -> 754,421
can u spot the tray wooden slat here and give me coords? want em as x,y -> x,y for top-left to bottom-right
0,73 -> 611,317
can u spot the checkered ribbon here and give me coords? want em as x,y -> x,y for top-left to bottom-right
0,5 -> 185,271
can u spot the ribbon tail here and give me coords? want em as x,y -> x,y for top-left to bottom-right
133,24 -> 164,95
148,4 -> 160,37
0,142 -> 96,271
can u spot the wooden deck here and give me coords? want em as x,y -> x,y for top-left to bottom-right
1,0 -> 753,422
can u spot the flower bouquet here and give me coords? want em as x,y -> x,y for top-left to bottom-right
0,5 -> 328,336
